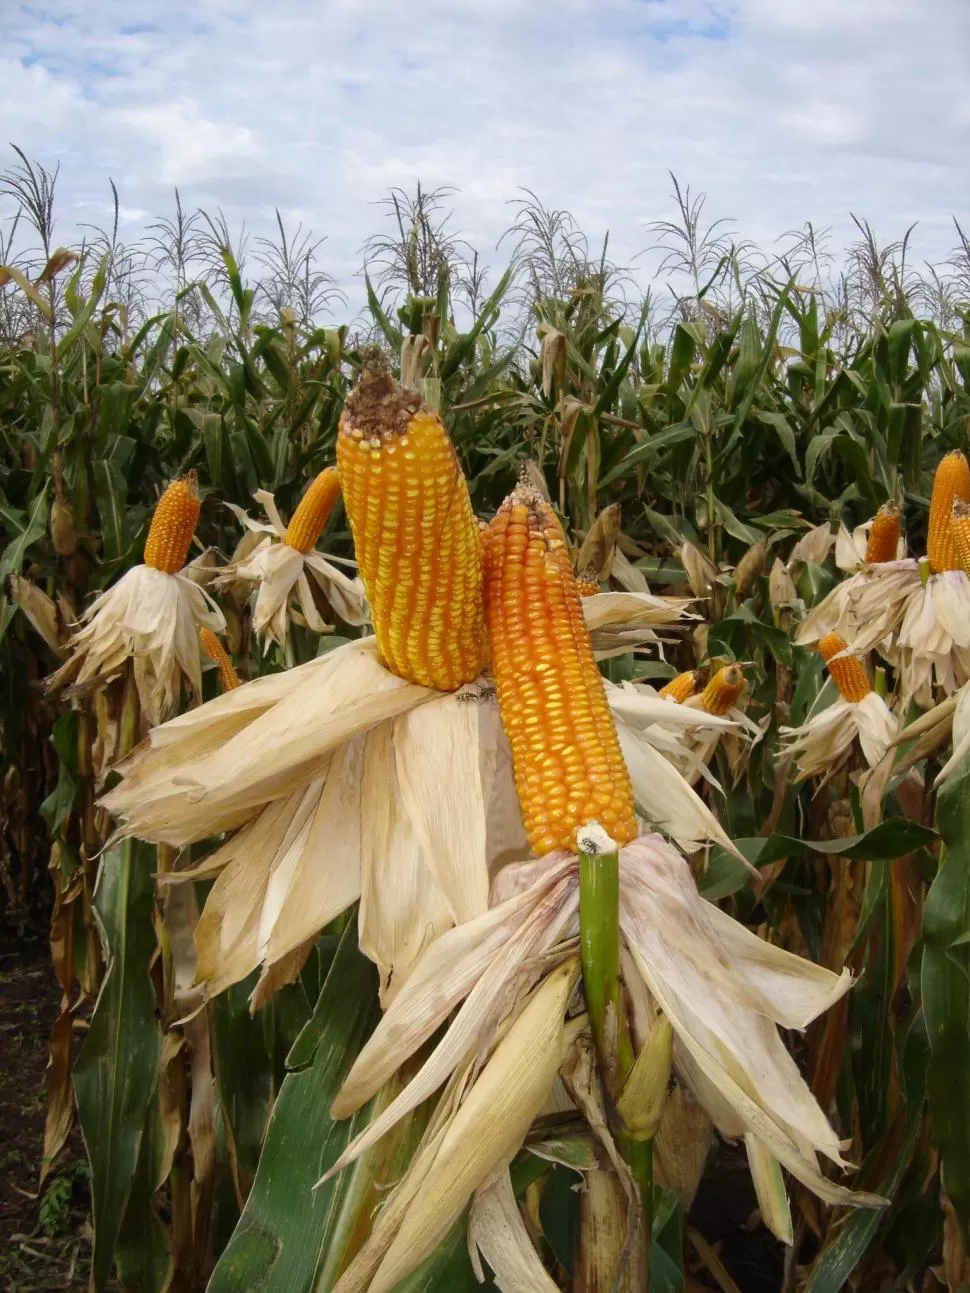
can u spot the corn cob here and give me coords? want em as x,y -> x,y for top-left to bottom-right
950,500 -> 970,577
864,502 -> 901,564
817,632 -> 871,702
283,467 -> 341,553
336,350 -> 487,691
699,665 -> 745,716
200,627 -> 240,692
143,474 -> 200,574
927,451 -> 970,572
658,670 -> 699,703
577,573 -> 600,598
482,485 -> 638,856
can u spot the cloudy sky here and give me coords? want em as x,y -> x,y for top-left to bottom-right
4,0 -> 969,310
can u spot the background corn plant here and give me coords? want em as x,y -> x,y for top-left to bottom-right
3,145 -> 970,1290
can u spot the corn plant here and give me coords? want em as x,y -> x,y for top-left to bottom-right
4,147 -> 970,1292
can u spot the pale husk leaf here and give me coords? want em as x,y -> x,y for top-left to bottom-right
392,694 -> 490,924
358,722 -> 453,1006
616,718 -> 745,860
328,858 -> 577,1148
468,1169 -> 560,1293
364,959 -> 578,1293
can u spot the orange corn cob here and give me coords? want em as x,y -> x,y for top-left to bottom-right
199,627 -> 240,692
817,632 -> 871,702
864,502 -> 900,564
699,665 -> 745,716
143,474 -> 200,573
927,450 -> 970,572
284,467 -> 341,553
482,485 -> 638,857
577,575 -> 600,598
950,500 -> 970,577
658,670 -> 699,703
336,350 -> 487,691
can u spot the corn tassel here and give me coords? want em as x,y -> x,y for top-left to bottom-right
949,500 -> 970,578
659,670 -> 699,703
143,474 -> 200,573
927,450 -> 970,572
336,351 -> 487,691
699,665 -> 744,716
817,632 -> 871,702
482,485 -> 638,856
200,627 -> 240,692
284,466 -> 341,553
864,502 -> 901,564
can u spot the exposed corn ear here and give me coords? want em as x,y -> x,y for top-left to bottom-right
336,350 -> 487,691
143,473 -> 200,573
482,485 -> 638,856
864,502 -> 901,564
283,466 -> 341,553
928,450 -> 970,572
658,670 -> 699,703
199,627 -> 240,692
949,499 -> 970,577
699,665 -> 744,716
818,632 -> 871,702
576,574 -> 600,598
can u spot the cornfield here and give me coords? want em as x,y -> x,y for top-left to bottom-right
3,147 -> 970,1292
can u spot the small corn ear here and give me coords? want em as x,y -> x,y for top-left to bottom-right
658,670 -> 699,703
283,466 -> 341,553
698,665 -> 744,716
864,502 -> 900,564
199,627 -> 240,692
818,632 -> 871,702
143,473 -> 200,573
949,499 -> 970,577
928,451 -> 970,572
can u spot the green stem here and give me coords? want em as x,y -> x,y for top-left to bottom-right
579,833 -> 634,1097
579,828 -> 653,1264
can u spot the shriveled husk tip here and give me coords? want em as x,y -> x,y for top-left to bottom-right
337,957 -> 579,1293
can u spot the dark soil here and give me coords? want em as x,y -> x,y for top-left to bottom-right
0,935 -> 95,1291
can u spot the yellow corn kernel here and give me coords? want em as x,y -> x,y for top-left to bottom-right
576,574 -> 600,598
199,627 -> 240,692
950,500 -> 970,577
864,502 -> 901,564
658,670 -> 699,703
817,631 -> 871,702
482,485 -> 638,857
699,665 -> 745,716
283,467 -> 342,553
336,350 -> 487,691
143,474 -> 200,573
928,450 -> 970,573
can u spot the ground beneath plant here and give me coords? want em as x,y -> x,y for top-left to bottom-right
0,934 -> 97,1291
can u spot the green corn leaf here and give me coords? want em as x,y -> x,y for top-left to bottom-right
208,921 -> 388,1293
73,840 -> 163,1292
702,820 -> 938,901
922,761 -> 970,1246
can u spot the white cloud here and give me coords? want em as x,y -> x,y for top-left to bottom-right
3,0 -> 968,311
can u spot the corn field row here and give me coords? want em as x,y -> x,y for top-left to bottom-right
3,148 -> 970,1291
